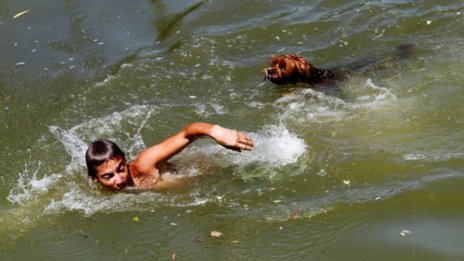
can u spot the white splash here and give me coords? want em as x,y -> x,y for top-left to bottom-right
167,123 -> 307,180
273,79 -> 398,126
49,126 -> 89,173
193,123 -> 308,169
193,102 -> 228,118
250,124 -> 308,166
49,105 -> 154,171
43,186 -> 212,217
404,153 -> 426,160
7,161 -> 62,205
274,88 -> 349,124
44,188 -> 142,216
357,78 -> 397,107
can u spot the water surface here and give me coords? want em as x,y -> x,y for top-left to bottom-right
1,0 -> 464,260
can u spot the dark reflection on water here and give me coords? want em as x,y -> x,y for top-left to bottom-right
1,0 -> 464,260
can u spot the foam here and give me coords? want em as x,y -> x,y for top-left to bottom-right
353,78 -> 397,108
263,206 -> 334,222
176,123 -> 308,180
404,153 -> 426,161
274,88 -> 349,124
48,126 -> 88,173
44,188 -> 149,216
249,123 -> 308,166
193,102 -> 228,118
50,104 -> 154,168
43,186 -> 215,217
273,79 -> 398,125
7,161 -> 62,205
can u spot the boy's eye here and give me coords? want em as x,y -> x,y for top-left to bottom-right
102,174 -> 113,180
117,165 -> 125,173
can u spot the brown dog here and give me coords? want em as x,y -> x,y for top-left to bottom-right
263,54 -> 348,85
263,44 -> 415,86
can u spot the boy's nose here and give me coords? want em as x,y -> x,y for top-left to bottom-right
115,174 -> 125,184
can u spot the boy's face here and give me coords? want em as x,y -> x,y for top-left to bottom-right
94,157 -> 131,190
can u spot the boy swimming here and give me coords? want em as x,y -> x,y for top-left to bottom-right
85,122 -> 254,190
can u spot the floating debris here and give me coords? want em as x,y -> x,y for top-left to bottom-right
400,229 -> 411,236
404,153 -> 426,161
288,209 -> 299,220
210,231 -> 223,237
132,216 -> 140,222
13,10 -> 30,19
343,180 -> 351,186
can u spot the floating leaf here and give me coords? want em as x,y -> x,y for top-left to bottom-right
132,216 -> 140,222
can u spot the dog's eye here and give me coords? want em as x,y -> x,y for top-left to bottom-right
279,63 -> 286,69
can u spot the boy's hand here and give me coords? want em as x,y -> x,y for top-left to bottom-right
210,125 -> 254,152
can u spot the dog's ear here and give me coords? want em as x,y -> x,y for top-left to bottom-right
304,65 -> 313,80
271,55 -> 283,65
301,58 -> 312,79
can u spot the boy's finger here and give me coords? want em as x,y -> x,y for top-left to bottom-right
225,145 -> 241,152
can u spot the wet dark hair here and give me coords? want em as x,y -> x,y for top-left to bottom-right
85,139 -> 126,178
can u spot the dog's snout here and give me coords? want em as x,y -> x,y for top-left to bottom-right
266,68 -> 274,75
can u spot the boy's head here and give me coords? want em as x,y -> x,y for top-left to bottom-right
85,139 -> 131,190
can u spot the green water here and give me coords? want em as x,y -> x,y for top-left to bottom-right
1,0 -> 464,260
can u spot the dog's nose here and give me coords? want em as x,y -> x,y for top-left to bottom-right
266,68 -> 274,75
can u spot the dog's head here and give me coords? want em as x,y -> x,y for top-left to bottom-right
263,54 -> 313,85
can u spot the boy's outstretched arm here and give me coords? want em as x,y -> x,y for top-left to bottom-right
132,123 -> 253,175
